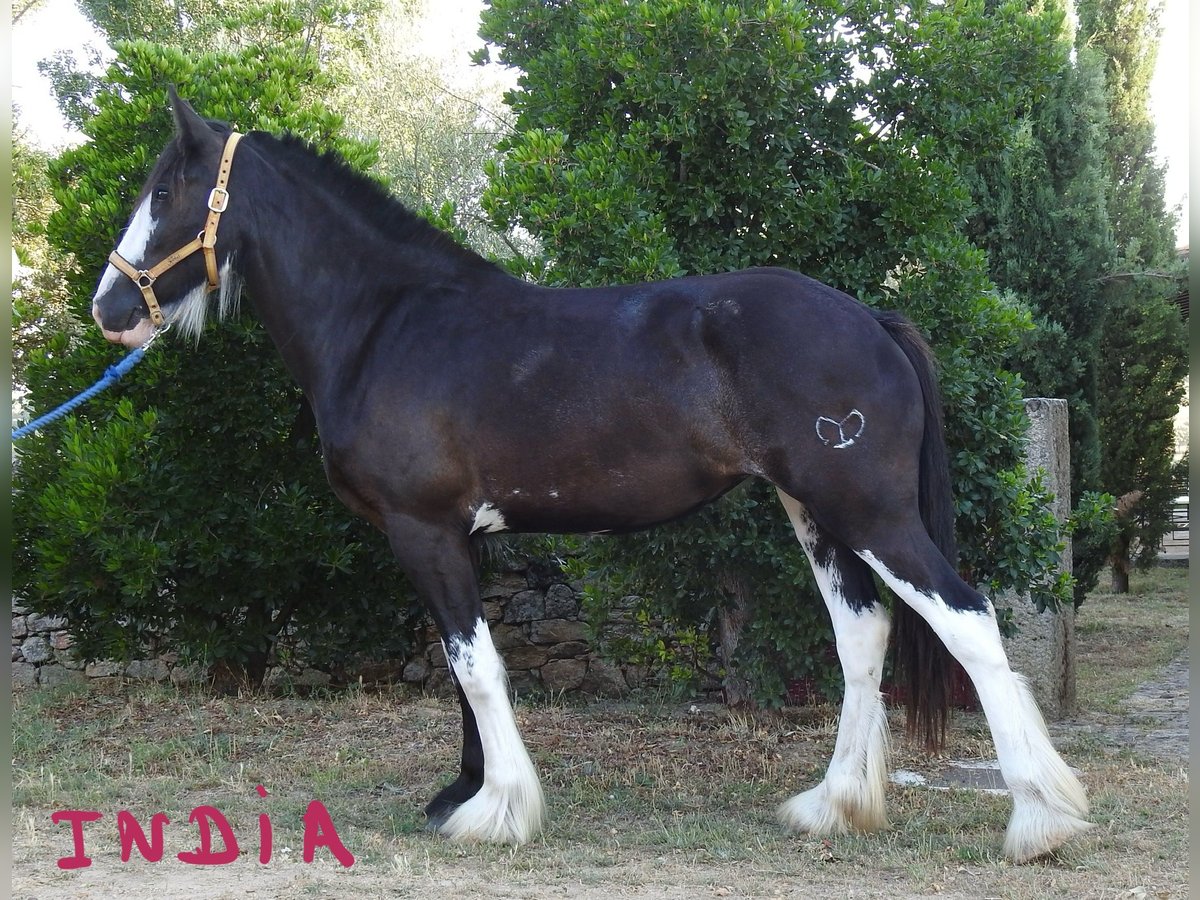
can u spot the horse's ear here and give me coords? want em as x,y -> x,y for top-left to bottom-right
168,85 -> 212,157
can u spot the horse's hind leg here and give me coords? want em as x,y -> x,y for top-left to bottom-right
776,491 -> 891,834
384,514 -> 544,844
856,528 -> 1092,862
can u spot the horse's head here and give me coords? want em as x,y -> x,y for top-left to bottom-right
92,87 -> 245,347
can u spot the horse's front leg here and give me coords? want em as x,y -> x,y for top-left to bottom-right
385,514 -> 545,844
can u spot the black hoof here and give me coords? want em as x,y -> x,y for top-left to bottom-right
423,797 -> 459,832
424,775 -> 482,832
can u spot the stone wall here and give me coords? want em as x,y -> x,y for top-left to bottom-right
400,572 -> 644,698
12,606 -> 83,688
12,601 -> 204,690
11,568 -> 657,697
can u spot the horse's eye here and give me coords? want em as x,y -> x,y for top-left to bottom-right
153,185 -> 170,203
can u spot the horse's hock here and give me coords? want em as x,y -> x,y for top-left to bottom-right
12,398 -> 1078,715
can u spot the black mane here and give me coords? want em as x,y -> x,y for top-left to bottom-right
258,132 -> 502,275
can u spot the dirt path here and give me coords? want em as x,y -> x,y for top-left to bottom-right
1051,651 -> 1189,761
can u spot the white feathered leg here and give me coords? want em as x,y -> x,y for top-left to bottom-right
777,491 -> 891,834
438,618 -> 545,843
860,550 -> 1092,862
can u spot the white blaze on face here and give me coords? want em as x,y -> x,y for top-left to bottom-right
92,194 -> 161,347
95,194 -> 157,299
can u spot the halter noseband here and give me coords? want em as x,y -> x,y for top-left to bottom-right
108,131 -> 243,326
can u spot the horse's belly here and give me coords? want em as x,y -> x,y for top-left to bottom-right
473,459 -> 745,536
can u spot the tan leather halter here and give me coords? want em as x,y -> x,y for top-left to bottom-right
108,131 -> 243,326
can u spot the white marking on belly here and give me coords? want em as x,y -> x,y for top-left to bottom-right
470,503 -> 508,534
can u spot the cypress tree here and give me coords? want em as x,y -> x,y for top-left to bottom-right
1076,0 -> 1187,590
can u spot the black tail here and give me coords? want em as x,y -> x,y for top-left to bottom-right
873,309 -> 956,752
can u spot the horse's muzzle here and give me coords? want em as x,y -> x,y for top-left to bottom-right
93,302 -> 156,348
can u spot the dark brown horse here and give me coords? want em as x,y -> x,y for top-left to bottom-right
90,90 -> 1091,862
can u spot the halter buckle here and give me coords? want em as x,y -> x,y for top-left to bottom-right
207,187 -> 230,213
136,270 -> 156,289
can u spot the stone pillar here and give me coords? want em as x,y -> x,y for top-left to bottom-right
997,398 -> 1076,719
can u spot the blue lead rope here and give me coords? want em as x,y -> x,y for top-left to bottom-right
11,328 -> 168,442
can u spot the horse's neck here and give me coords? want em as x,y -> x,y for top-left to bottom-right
238,157 -> 458,395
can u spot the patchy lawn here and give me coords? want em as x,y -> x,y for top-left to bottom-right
12,568 -> 1189,899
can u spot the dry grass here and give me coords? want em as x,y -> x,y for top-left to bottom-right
11,568 -> 1189,899
1073,566 -> 1189,711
